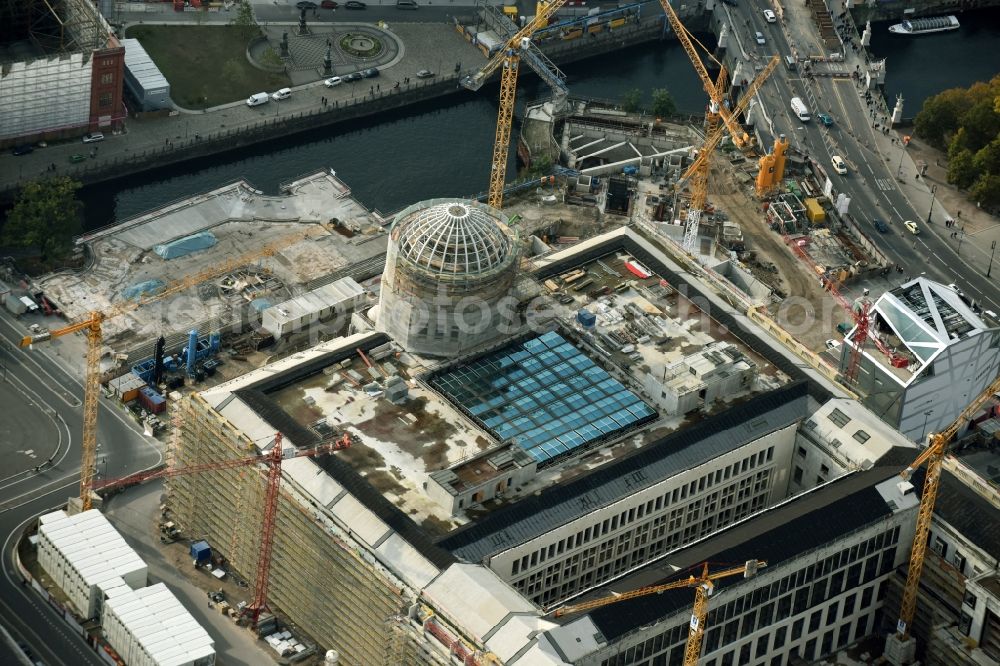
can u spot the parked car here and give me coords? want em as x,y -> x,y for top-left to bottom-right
831,155 -> 848,175
904,220 -> 920,235
872,218 -> 889,233
416,69 -> 435,79
763,9 -> 776,22
721,0 -> 737,6
69,153 -> 87,163
344,72 -> 363,82
344,0 -> 366,8
755,31 -> 765,45
82,132 -> 104,143
817,113 -> 834,127
396,0 -> 418,7
271,88 -> 292,101
296,1 -> 318,9
324,76 -> 343,87
11,144 -> 34,156
362,68 -> 379,78
321,0 -> 338,7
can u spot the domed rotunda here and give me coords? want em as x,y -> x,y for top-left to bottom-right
376,199 -> 520,357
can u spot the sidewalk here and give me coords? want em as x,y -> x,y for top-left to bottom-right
0,22 -> 483,195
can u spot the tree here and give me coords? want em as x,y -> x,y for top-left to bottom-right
915,87 -> 973,149
970,173 -> 1000,208
651,89 -> 676,118
947,149 -> 977,190
229,0 -> 259,41
973,137 -> 1000,176
621,88 -> 642,113
1,177 -> 83,262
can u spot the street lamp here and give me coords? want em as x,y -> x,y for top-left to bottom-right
926,184 -> 937,224
957,227 -> 967,255
988,240 -> 997,279
921,410 -> 933,443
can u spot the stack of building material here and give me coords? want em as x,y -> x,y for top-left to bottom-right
37,510 -> 147,619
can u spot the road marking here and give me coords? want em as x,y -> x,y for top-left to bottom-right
874,178 -> 895,192
0,373 -> 71,492
1,497 -> 103,666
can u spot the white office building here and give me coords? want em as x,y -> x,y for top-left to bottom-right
843,278 -> 1000,441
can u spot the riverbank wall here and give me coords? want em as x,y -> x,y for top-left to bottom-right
0,14 -> 706,202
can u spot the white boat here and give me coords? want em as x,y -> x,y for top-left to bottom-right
888,15 -> 959,35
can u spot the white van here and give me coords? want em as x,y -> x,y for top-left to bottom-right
790,97 -> 811,122
247,92 -> 270,107
831,156 -> 848,175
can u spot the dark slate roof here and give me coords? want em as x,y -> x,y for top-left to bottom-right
581,446 -> 917,642
437,382 -> 810,561
934,470 -> 1000,559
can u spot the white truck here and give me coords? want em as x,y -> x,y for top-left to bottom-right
791,97 -> 811,122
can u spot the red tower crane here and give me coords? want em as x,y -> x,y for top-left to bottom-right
94,432 -> 352,624
783,237 -> 898,383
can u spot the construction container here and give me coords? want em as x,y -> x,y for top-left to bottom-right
108,373 -> 147,403
804,198 -> 826,223
138,386 -> 166,414
577,309 -> 597,328
190,541 -> 211,564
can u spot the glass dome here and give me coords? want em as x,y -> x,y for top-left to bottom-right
394,202 -> 512,275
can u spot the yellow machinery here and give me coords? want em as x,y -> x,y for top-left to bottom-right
755,134 -> 789,197
19,231 -> 317,511
552,560 -> 766,665
674,56 -> 779,251
463,0 -> 568,209
894,373 -> 1000,647
656,0 -> 755,152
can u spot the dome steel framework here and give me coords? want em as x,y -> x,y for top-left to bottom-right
394,201 -> 513,277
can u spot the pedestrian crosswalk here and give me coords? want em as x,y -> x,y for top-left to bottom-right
874,177 -> 895,192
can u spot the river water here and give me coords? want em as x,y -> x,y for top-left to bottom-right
867,6 -> 1000,117
80,8 -> 1000,227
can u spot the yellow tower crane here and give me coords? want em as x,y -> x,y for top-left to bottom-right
656,0 -> 756,152
675,55 -> 779,251
19,230 -> 318,511
892,373 -> 1000,652
552,560 -> 766,665
462,0 -> 569,209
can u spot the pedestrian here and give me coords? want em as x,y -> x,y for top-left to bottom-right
376,83 -> 380,91
165,138 -> 169,146
957,210 -> 962,219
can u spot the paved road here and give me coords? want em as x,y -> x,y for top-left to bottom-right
0,309 -> 162,666
112,0 -> 469,26
726,0 -> 1000,311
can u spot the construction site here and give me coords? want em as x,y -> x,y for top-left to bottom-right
8,0 -> 1000,665
0,0 -> 126,145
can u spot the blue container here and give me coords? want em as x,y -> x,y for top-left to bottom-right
577,309 -> 597,328
190,540 -> 211,564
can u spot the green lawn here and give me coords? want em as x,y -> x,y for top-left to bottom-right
125,25 -> 291,109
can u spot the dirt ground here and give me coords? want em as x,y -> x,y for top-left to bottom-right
709,162 -> 837,350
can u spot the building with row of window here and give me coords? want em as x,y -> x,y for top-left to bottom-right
161,219 -> 998,666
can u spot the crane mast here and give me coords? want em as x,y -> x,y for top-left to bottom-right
463,0 -> 568,209
19,230 -> 317,511
552,561 -> 765,665
895,373 -> 1000,642
95,431 -> 351,625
